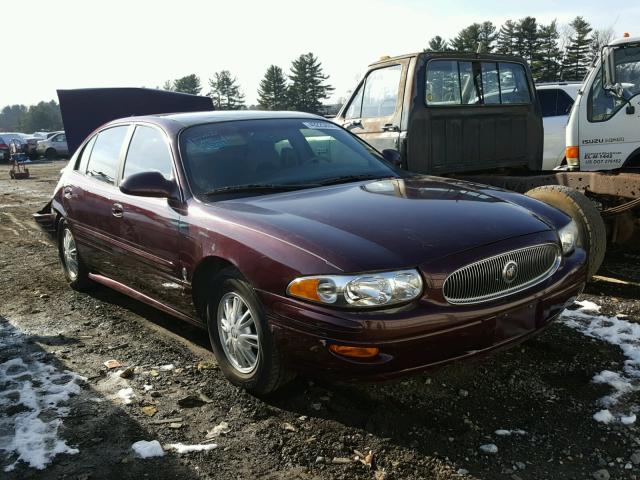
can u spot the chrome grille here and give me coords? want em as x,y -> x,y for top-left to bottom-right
443,243 -> 561,305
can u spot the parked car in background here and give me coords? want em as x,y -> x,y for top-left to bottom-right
535,83 -> 580,170
35,111 -> 586,394
0,133 -> 29,161
36,131 -> 68,159
31,131 -> 59,140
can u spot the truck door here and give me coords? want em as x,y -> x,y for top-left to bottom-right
579,54 -> 640,171
340,60 -> 408,153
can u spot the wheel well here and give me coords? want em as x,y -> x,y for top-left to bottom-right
191,256 -> 237,321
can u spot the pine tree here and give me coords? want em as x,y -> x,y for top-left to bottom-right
514,17 -> 539,63
288,53 -> 334,114
257,65 -> 289,110
161,80 -> 174,91
450,22 -> 496,52
173,74 -> 202,95
561,16 -> 593,81
425,35 -> 448,52
208,71 -> 245,110
534,21 -> 562,82
496,20 -> 517,54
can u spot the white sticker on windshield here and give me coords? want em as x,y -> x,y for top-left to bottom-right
302,121 -> 341,131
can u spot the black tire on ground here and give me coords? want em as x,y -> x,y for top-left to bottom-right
206,267 -> 293,394
45,148 -> 57,160
525,185 -> 606,278
57,219 -> 93,291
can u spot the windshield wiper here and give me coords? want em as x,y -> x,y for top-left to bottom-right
317,174 -> 386,186
204,183 -> 320,195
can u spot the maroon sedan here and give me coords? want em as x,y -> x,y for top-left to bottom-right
36,111 -> 586,393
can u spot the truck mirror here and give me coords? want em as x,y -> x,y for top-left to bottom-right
602,46 -> 618,91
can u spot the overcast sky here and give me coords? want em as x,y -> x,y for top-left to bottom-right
4,0 -> 638,108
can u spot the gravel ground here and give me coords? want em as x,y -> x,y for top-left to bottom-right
1,161 -> 640,480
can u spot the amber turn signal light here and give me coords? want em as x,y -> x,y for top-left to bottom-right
287,278 -> 321,302
565,146 -> 579,160
329,344 -> 380,359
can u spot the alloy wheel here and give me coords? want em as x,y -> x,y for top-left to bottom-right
217,292 -> 259,374
62,228 -> 79,280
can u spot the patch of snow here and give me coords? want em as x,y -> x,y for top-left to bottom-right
562,302 -> 640,424
143,384 -> 153,392
593,409 -> 615,424
0,320 -> 85,472
621,413 -> 637,425
479,443 -> 498,454
159,364 -> 175,371
165,443 -> 218,453
117,388 -> 135,405
132,440 -> 164,458
494,429 -> 526,436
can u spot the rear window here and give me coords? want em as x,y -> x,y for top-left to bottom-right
426,60 -> 531,106
85,126 -> 129,185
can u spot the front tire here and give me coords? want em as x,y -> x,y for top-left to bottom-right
45,148 -> 57,160
206,268 -> 292,394
57,219 -> 92,290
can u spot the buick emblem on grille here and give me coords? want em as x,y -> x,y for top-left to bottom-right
502,260 -> 518,284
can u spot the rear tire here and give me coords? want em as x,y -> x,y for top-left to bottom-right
206,268 -> 293,394
525,185 -> 606,278
57,219 -> 93,291
45,148 -> 57,160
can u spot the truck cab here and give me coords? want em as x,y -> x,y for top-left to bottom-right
334,52 -> 543,174
565,35 -> 640,171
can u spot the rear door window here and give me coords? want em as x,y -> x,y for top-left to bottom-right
556,89 -> 574,116
123,125 -> 174,181
481,62 -> 501,104
360,65 -> 402,118
85,126 -> 129,185
426,60 -> 462,105
537,89 -> 558,117
426,60 -> 531,106
498,63 -> 531,103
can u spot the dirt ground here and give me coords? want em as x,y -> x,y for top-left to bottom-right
2,161 -> 640,480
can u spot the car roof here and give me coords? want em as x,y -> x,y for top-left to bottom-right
106,110 -> 327,129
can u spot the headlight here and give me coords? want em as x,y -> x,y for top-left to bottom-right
287,269 -> 423,308
558,220 -> 578,255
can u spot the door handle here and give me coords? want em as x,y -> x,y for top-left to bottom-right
382,123 -> 399,132
111,203 -> 124,218
63,186 -> 73,199
343,120 -> 362,130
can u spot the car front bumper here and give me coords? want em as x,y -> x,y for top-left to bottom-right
260,247 -> 586,382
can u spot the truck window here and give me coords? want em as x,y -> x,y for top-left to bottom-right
360,65 -> 402,118
426,60 -> 530,106
588,67 -> 626,122
615,45 -> 640,98
537,89 -> 558,117
481,62 -> 501,104
345,85 -> 364,119
498,63 -> 531,104
426,60 -> 462,105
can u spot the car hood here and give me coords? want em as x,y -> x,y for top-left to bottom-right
210,176 -> 555,273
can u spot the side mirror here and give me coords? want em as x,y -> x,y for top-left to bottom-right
603,46 -> 618,91
120,171 -> 177,199
382,148 -> 402,167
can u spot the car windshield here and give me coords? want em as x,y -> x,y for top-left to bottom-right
179,118 -> 401,197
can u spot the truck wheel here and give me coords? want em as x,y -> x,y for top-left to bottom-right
45,148 -> 57,160
525,185 -> 606,278
206,267 -> 294,395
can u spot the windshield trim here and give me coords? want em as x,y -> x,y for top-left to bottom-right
176,117 -> 405,202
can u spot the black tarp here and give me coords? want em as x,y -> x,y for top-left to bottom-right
57,88 -> 214,154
